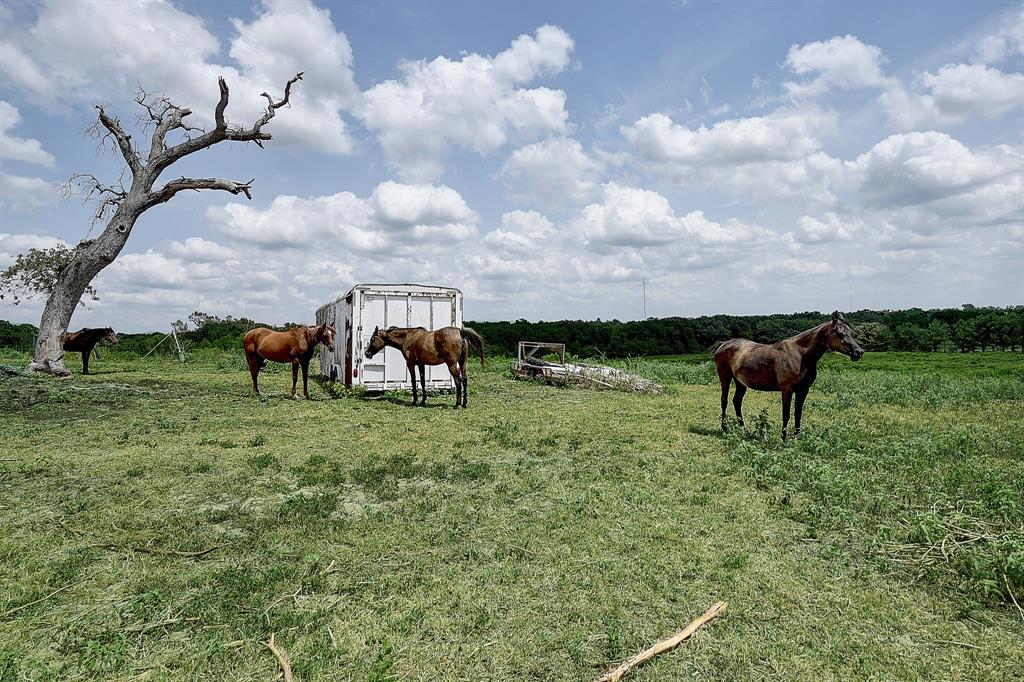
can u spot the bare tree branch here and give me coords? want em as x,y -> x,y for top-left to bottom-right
64,173 -> 129,225
95,106 -> 142,173
214,77 -> 229,130
145,177 -> 254,208
148,103 -> 195,161
157,72 -> 304,166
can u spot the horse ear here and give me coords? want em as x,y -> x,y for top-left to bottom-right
832,310 -> 840,321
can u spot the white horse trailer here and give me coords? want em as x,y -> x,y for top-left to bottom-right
315,283 -> 463,391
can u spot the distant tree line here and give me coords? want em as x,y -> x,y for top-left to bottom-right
467,305 -> 1024,357
0,311 -> 302,356
1,305 -> 1021,357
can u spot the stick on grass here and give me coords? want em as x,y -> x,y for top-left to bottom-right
1,576 -> 93,619
265,633 -> 294,682
596,601 -> 727,682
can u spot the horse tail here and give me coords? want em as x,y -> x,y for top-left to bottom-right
709,339 -> 733,356
461,326 -> 486,367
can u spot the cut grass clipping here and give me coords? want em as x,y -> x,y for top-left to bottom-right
0,348 -> 1022,680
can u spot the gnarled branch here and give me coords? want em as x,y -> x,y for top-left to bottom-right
145,176 -> 254,208
64,172 -> 129,225
148,103 -> 195,160
157,72 -> 304,166
214,77 -> 229,130
95,106 -> 142,173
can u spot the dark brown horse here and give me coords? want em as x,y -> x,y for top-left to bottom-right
365,326 -> 486,408
713,311 -> 864,441
63,327 -> 118,374
243,324 -> 335,399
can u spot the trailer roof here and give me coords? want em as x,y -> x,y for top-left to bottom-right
316,283 -> 462,313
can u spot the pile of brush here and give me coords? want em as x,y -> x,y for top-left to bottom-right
511,357 -> 663,394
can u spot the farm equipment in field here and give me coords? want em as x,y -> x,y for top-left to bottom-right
510,341 -> 662,394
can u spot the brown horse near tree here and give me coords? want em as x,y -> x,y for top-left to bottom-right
713,311 -> 864,441
243,324 -> 335,399
63,327 -> 118,374
365,326 -> 486,408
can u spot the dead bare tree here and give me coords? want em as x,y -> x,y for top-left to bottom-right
24,73 -> 303,376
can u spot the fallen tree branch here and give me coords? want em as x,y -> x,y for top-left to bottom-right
596,601 -> 727,682
265,633 -> 294,682
1,574 -> 96,619
125,615 -> 199,633
1005,573 -> 1024,623
88,542 -> 226,558
56,518 -> 225,558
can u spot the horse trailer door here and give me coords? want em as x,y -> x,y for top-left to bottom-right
426,295 -> 456,385
342,300 -> 353,386
359,293 -> 387,387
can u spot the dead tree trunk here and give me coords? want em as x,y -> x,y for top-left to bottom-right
30,73 -> 303,375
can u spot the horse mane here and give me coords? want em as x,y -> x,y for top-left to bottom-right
790,320 -> 830,344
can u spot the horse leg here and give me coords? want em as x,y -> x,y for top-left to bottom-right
81,350 -> 90,375
408,360 -> 418,405
448,362 -> 461,407
301,359 -> 311,399
794,387 -> 808,437
460,342 -> 469,408
291,361 -> 299,399
732,381 -> 747,429
418,361 -> 427,406
781,387 -> 793,442
716,366 -> 731,432
246,351 -> 262,395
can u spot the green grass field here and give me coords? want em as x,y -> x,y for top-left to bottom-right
1,350 -> 1022,680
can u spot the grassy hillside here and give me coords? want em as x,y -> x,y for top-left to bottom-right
1,350 -> 1022,680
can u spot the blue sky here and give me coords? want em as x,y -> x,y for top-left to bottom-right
1,0 -> 1021,331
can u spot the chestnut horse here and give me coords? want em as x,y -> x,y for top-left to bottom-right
243,324 -> 335,399
63,327 -> 118,375
365,326 -> 485,408
713,311 -> 864,441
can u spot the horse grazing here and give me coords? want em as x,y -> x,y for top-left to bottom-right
243,324 -> 335,399
365,326 -> 486,408
63,327 -> 118,374
713,311 -> 864,441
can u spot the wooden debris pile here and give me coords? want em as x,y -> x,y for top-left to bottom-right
510,341 -> 663,394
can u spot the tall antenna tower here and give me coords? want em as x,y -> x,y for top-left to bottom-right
642,279 -> 647,320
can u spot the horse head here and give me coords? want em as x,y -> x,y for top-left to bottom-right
365,326 -> 386,359
826,311 -> 863,361
102,328 -> 119,345
317,323 -> 336,353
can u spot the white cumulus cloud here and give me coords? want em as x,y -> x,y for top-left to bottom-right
0,0 -> 357,154
0,101 -> 56,168
881,63 -> 1024,128
208,181 -> 479,253
358,25 -> 574,181
501,137 -> 602,207
0,172 -> 58,210
783,35 -> 894,99
623,107 -> 834,166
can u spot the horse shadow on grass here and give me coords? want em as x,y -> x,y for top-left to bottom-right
377,393 -> 459,409
687,425 -> 726,438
